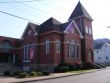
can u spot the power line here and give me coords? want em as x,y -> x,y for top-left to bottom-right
5,2 -> 49,20
3,0 -> 65,20
0,10 -> 62,29
18,2 -> 65,19
11,0 -> 50,18
0,0 -> 38,3
0,10 -> 39,24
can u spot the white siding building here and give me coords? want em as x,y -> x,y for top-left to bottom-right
94,43 -> 110,65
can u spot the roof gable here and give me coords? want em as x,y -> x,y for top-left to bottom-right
64,20 -> 83,39
64,22 -> 78,35
41,17 -> 61,27
21,22 -> 38,39
39,17 -> 61,34
68,1 -> 93,21
94,43 -> 110,49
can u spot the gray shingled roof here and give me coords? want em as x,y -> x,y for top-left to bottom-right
68,1 -> 93,21
38,17 -> 62,34
94,43 -> 103,49
41,17 -> 61,26
22,2 -> 92,36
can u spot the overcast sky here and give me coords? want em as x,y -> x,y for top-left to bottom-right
0,0 -> 110,39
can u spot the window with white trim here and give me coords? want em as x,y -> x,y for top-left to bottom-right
89,28 -> 91,34
69,42 -> 71,57
85,26 -> 88,33
68,41 -> 75,57
90,28 -> 92,35
28,30 -> 32,36
71,43 -> 75,57
56,40 -> 60,54
67,41 -> 80,58
46,40 -> 50,54
24,45 -> 29,59
76,45 -> 79,58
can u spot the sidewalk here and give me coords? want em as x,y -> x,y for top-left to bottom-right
0,69 -> 101,83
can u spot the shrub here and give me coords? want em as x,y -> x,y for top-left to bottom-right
12,71 -> 21,76
55,66 -> 69,73
30,71 -> 37,76
4,71 -> 11,76
37,72 -> 43,76
74,64 -> 83,70
69,65 -> 75,71
42,71 -> 50,75
18,72 -> 27,78
82,62 -> 96,69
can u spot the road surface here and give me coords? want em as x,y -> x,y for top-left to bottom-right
30,67 -> 110,83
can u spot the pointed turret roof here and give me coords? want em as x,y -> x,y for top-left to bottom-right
68,1 -> 93,21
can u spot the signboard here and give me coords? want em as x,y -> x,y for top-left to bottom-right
22,59 -> 30,72
23,66 -> 30,72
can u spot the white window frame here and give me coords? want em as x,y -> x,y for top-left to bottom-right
28,29 -> 32,36
76,45 -> 79,58
24,45 -> 29,59
46,40 -> 50,54
56,40 -> 61,54
69,42 -> 71,57
89,28 -> 91,34
68,41 -> 76,57
90,28 -> 92,35
85,26 -> 88,33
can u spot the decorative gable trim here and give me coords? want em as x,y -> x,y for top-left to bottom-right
30,23 -> 38,36
64,21 -> 73,34
64,20 -> 84,39
20,22 -> 38,40
73,20 -> 84,39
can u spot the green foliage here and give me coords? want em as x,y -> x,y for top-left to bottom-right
55,66 -> 69,73
12,71 -> 21,76
37,72 -> 43,76
42,71 -> 50,75
18,72 -> 27,78
30,71 -> 37,76
82,62 -> 97,69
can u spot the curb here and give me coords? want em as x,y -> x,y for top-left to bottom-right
13,69 -> 104,83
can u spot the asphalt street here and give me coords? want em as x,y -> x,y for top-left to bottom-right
30,67 -> 110,83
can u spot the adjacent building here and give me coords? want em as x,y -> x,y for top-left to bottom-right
0,2 -> 94,72
94,42 -> 110,65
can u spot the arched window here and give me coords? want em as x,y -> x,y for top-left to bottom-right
0,40 -> 12,52
88,49 -> 93,62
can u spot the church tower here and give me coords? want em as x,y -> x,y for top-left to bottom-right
68,1 -> 94,63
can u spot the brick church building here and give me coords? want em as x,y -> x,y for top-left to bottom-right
0,2 -> 94,72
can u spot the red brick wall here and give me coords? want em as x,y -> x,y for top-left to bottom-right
20,25 -> 38,64
39,31 -> 62,64
83,17 -> 94,62
63,23 -> 82,64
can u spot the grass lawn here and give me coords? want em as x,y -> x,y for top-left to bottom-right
68,69 -> 96,74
